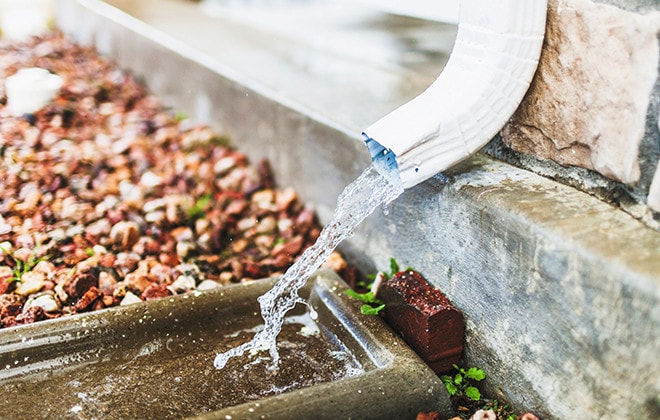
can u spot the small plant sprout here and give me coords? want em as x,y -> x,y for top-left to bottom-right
187,193 -> 212,221
346,257 -> 410,316
0,243 -> 49,283
441,364 -> 486,401
344,288 -> 385,315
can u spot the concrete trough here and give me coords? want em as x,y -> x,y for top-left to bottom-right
0,269 -> 449,418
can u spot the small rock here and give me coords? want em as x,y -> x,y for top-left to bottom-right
16,305 -> 47,325
85,218 -> 112,237
470,410 -> 496,420
145,210 -> 165,224
255,216 -> 277,234
54,283 -> 69,303
323,251 -> 347,272
0,294 -> 24,318
24,293 -> 60,313
140,171 -> 162,189
12,247 -> 34,263
176,240 -> 196,259
73,286 -> 102,312
15,271 -> 46,296
64,271 -> 97,299
169,274 -> 196,293
224,199 -> 247,216
416,412 -> 440,420
213,156 -> 237,175
271,235 -> 304,258
32,260 -> 55,276
143,198 -> 166,213
275,187 -> 298,210
141,283 -> 172,300
0,279 -> 16,295
124,272 -> 155,293
102,295 -> 116,307
98,271 -> 118,294
118,180 -> 143,204
237,217 -> 257,231
120,291 -> 142,306
197,279 -> 219,290
110,220 -> 140,250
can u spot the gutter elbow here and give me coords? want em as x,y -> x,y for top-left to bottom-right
363,0 -> 548,189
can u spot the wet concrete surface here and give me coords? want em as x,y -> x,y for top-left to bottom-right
103,0 -> 456,131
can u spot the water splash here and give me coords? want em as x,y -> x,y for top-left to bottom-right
214,163 -> 403,370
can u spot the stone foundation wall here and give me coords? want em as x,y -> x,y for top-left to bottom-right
498,0 -> 660,221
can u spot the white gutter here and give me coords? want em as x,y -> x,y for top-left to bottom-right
363,0 -> 548,189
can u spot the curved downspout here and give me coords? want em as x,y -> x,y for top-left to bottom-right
363,0 -> 548,189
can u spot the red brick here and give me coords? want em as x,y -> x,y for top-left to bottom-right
379,270 -> 464,373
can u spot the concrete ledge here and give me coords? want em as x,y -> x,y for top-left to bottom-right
352,155 -> 660,419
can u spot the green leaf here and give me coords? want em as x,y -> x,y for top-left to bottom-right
360,303 -> 385,315
188,194 -> 212,220
346,289 -> 383,305
454,373 -> 463,385
389,258 -> 400,277
443,381 -> 458,396
465,367 -> 486,381
465,386 -> 481,401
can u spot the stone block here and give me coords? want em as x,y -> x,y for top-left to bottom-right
502,0 -> 660,185
378,270 -> 464,373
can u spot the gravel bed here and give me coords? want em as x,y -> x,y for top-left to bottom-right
0,32 -> 352,328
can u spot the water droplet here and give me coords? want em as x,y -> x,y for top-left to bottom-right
308,308 -> 318,320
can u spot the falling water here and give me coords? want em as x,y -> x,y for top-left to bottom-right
214,163 -> 403,369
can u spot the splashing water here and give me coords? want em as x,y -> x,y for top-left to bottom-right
214,163 -> 403,370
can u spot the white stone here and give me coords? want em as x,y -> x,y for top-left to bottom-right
170,275 -> 196,292
175,241 -> 196,258
140,171 -> 162,189
24,293 -> 60,313
120,291 -> 143,306
15,271 -> 46,296
5,68 -> 63,116
197,279 -> 220,290
0,0 -> 53,41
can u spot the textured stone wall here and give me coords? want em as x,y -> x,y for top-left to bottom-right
501,0 -> 660,212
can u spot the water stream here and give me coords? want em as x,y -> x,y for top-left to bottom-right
214,163 -> 403,369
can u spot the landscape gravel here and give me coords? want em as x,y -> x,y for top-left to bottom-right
0,31 -> 352,328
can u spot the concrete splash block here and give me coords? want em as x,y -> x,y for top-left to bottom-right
0,270 -> 451,419
379,270 -> 465,373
